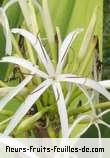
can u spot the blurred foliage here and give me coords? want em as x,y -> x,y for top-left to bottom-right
0,0 -> 23,79
83,0 -> 110,138
0,0 -> 4,6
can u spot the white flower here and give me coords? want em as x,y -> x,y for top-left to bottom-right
67,89 -> 110,158
0,28 -> 110,138
68,94 -> 110,139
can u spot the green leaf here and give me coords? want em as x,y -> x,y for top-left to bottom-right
78,7 -> 98,59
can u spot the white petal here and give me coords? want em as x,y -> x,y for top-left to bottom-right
52,82 -> 68,138
99,80 -> 110,89
98,120 -> 110,128
3,79 -> 52,136
56,29 -> 83,73
58,74 -> 110,101
77,85 -> 96,114
98,109 -> 110,118
94,123 -> 101,138
0,8 -> 12,55
11,28 -> 55,75
76,121 -> 92,138
0,56 -> 48,78
68,115 -> 91,137
99,119 -> 110,129
0,76 -> 32,110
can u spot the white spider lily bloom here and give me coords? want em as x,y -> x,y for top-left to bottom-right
1,28 -> 110,138
0,56 -> 68,137
68,108 -> 110,138
3,28 -> 82,137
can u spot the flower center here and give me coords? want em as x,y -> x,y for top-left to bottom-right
91,114 -> 99,124
48,72 -> 59,81
49,75 -> 57,81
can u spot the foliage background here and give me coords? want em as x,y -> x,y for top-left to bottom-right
0,0 -> 110,138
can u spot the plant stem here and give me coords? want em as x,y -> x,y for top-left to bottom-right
68,102 -> 110,116
0,110 -> 13,116
15,105 -> 55,135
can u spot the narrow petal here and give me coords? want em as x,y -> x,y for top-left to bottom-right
76,121 -> 92,138
56,29 -> 83,73
58,74 -> 110,101
99,119 -> 110,129
68,115 -> 91,137
0,8 -> 12,55
77,85 -> 96,114
98,109 -> 110,118
94,123 -> 101,138
99,80 -> 110,89
11,28 -> 55,75
0,76 -> 32,110
3,79 -> 52,136
0,56 -> 48,78
52,82 -> 68,138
